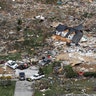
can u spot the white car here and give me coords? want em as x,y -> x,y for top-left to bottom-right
30,73 -> 45,80
5,60 -> 18,69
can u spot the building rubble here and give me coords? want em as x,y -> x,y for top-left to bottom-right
0,0 -> 96,76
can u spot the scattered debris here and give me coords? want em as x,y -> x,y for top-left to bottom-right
0,0 -> 96,95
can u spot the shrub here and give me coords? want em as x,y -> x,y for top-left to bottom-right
0,76 -> 12,80
16,25 -> 22,31
83,72 -> 96,78
45,0 -> 57,4
0,76 -> 6,80
17,18 -> 22,25
6,76 -> 12,80
52,61 -> 61,68
38,67 -> 44,75
64,65 -> 78,78
35,0 -> 57,4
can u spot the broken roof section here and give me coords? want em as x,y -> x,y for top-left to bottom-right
56,24 -> 68,31
73,24 -> 83,31
52,23 -> 84,46
55,23 -> 84,32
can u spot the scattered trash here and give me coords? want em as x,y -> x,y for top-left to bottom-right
34,15 -> 45,21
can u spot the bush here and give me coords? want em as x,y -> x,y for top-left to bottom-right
16,25 -> 22,31
0,76 -> 6,80
38,68 -> 44,75
83,72 -> 96,78
64,65 -> 78,78
52,61 -> 61,68
35,0 -> 57,4
6,76 -> 12,80
0,76 -> 12,80
45,0 -> 57,4
17,18 -> 22,25
42,64 -> 53,75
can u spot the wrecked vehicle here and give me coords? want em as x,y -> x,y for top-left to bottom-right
38,56 -> 51,66
29,73 -> 45,80
5,60 -> 18,69
17,63 -> 29,70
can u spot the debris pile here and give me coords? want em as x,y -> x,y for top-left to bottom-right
0,0 -> 96,76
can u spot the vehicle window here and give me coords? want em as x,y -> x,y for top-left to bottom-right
8,63 -> 12,65
34,75 -> 38,77
19,73 -> 25,76
11,62 -> 16,65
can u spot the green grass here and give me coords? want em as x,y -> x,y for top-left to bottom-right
34,90 -> 42,96
34,78 -> 96,96
42,64 -> 53,76
0,81 -> 16,96
31,62 -> 96,96
35,64 -> 96,95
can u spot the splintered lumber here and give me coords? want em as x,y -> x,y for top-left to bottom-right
52,35 -> 71,43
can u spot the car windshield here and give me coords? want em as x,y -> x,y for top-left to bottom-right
8,62 -> 16,66
11,62 -> 16,65
19,73 -> 25,76
34,75 -> 39,77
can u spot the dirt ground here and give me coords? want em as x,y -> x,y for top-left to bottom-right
0,65 -> 14,74
73,63 -> 96,72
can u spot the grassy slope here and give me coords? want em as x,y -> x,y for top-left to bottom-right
0,81 -> 16,96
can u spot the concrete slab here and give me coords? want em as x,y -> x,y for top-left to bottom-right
14,81 -> 35,96
15,66 -> 39,78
